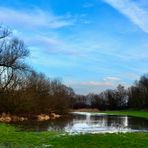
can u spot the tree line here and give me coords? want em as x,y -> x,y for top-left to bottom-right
0,26 -> 74,115
72,75 -> 148,110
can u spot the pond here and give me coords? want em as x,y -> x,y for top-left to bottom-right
11,112 -> 148,134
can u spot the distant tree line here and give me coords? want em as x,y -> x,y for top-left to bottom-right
72,76 -> 148,110
0,26 -> 74,115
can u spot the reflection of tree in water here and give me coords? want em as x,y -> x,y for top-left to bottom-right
10,115 -> 74,132
90,115 -> 108,127
47,116 -> 74,132
106,115 -> 126,127
72,114 -> 86,120
127,117 -> 148,130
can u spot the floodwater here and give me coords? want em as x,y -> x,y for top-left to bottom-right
12,112 -> 148,134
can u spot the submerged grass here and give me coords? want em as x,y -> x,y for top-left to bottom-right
102,110 -> 148,119
0,123 -> 148,148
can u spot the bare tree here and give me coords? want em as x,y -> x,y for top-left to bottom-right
0,26 -> 11,39
0,26 -> 29,91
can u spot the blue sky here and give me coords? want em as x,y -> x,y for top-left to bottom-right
0,0 -> 148,94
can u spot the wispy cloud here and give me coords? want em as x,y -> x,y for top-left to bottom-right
103,0 -> 148,33
80,81 -> 113,87
29,37 -> 80,56
25,35 -> 61,49
104,76 -> 120,81
66,80 -> 115,94
69,81 -> 113,87
0,7 -> 75,29
83,2 -> 94,8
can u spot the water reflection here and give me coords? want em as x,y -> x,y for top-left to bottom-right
11,112 -> 148,134
65,113 -> 132,133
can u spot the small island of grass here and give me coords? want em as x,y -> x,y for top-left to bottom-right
102,110 -> 148,119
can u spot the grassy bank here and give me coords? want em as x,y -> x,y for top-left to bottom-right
0,124 -> 148,148
102,110 -> 148,119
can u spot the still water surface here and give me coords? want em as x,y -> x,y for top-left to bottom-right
12,112 -> 148,134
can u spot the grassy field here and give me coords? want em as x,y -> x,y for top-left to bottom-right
0,123 -> 148,148
101,110 -> 148,119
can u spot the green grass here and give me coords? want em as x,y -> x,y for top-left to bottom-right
101,110 -> 148,119
0,123 -> 148,148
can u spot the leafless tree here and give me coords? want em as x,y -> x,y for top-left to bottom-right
0,26 -> 29,91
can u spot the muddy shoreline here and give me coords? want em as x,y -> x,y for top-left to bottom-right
0,113 -> 61,122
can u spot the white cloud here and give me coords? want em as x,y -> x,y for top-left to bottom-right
103,0 -> 148,33
0,7 -> 75,29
